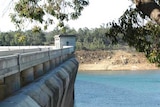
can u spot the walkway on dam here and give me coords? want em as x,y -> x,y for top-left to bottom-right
0,46 -> 55,56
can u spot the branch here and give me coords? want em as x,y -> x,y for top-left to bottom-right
134,0 -> 160,24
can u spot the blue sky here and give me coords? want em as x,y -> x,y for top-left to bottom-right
0,0 -> 132,32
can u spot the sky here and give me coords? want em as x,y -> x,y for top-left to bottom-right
0,0 -> 132,32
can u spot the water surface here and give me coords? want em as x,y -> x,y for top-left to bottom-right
75,70 -> 160,107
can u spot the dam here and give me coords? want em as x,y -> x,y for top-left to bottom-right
0,34 -> 78,107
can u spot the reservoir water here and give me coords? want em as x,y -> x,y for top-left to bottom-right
75,70 -> 160,107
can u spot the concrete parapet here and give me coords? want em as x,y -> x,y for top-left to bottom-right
19,50 -> 50,71
49,49 -> 62,59
0,58 -> 79,107
0,55 -> 19,79
0,47 -> 74,79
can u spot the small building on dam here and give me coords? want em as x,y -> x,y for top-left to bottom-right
54,34 -> 76,49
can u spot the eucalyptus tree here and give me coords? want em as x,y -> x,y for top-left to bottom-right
10,0 -> 89,31
106,0 -> 160,66
133,0 -> 160,24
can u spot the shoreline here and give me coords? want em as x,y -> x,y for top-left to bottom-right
77,69 -> 160,75
76,50 -> 160,72
78,63 -> 159,72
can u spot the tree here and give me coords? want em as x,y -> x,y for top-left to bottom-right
133,0 -> 160,24
14,32 -> 27,45
10,0 -> 160,28
106,0 -> 160,66
10,0 -> 89,31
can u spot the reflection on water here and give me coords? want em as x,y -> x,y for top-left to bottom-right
75,70 -> 160,107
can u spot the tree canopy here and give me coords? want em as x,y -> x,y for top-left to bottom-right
133,0 -> 160,24
10,0 -> 89,30
106,0 -> 160,66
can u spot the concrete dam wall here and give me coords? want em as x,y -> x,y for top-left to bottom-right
0,58 -> 78,107
0,46 -> 78,107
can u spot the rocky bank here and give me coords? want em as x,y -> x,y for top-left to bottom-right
75,50 -> 159,71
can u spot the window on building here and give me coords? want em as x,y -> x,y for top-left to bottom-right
66,41 -> 69,46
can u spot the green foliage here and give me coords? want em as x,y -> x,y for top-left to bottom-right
11,0 -> 89,30
75,27 -> 116,51
32,26 -> 41,33
0,26 -> 115,50
106,6 -> 160,66
14,32 -> 26,45
0,31 -> 44,46
0,26 -> 77,46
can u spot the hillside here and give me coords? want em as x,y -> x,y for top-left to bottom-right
75,50 -> 159,71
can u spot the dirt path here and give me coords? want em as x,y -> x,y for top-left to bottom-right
75,50 -> 159,71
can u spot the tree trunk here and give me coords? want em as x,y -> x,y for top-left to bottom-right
134,0 -> 160,24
